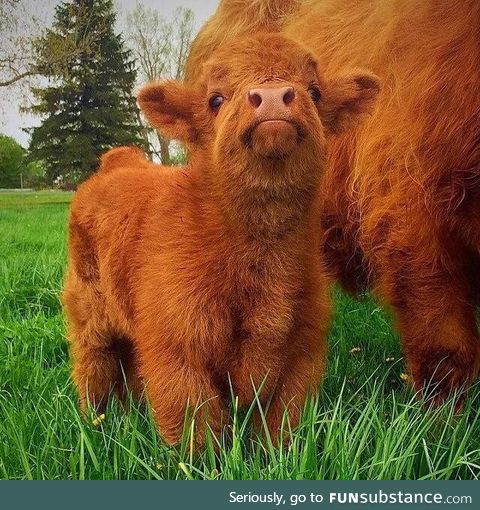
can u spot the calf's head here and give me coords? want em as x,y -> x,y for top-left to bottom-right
138,33 -> 379,189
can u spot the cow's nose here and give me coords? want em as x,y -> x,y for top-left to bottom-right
247,86 -> 296,113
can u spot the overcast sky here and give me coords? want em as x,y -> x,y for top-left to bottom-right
0,0 -> 218,147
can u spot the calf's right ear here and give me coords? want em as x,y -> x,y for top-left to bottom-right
137,81 -> 201,144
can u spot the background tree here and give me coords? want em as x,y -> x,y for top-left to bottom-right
0,133 -> 43,188
0,1 -> 101,89
0,0 -> 34,88
127,3 -> 195,164
0,134 -> 25,188
28,0 -> 145,185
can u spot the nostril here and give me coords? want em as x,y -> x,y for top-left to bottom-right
283,87 -> 295,105
248,91 -> 262,108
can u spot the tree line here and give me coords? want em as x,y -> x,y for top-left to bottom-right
0,0 -> 195,189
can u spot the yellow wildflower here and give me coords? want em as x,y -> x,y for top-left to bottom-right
92,413 -> 106,426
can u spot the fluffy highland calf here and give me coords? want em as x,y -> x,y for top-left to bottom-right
64,33 -> 379,445
186,0 -> 480,403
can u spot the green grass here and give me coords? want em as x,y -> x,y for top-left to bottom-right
0,190 -> 479,480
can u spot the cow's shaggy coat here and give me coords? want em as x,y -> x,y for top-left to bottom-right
186,0 -> 480,402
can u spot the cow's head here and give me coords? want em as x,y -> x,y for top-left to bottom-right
138,33 -> 379,173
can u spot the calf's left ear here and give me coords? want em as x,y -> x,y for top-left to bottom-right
137,81 -> 201,144
321,70 -> 380,134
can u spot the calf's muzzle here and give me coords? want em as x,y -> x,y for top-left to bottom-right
242,84 -> 304,159
247,86 -> 296,122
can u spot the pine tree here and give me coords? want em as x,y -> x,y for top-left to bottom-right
28,0 -> 146,184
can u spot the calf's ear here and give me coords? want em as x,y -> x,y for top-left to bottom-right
137,81 -> 201,144
321,70 -> 380,134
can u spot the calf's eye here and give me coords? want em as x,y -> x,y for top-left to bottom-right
308,86 -> 321,102
209,94 -> 225,112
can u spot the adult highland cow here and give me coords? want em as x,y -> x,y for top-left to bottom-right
186,0 -> 480,402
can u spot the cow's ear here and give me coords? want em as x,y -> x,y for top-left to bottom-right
321,70 -> 380,134
137,81 -> 201,143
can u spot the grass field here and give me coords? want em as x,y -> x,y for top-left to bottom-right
1,190 -> 479,480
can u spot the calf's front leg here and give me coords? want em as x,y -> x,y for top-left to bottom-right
137,344 -> 229,446
134,302 -> 232,447
230,287 -> 329,443
260,303 -> 328,443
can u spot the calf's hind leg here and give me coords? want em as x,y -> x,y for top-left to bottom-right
71,330 -> 142,411
71,331 -> 120,413
64,278 -> 126,413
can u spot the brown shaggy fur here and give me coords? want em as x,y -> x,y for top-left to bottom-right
186,0 -> 480,402
64,33 -> 378,446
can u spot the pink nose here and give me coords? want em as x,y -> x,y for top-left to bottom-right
247,86 -> 296,118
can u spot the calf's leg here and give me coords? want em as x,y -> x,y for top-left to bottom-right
71,332 -> 120,412
229,337 -> 284,408
260,299 -> 328,443
64,276 -> 129,412
136,344 -> 228,446
143,358 -> 227,446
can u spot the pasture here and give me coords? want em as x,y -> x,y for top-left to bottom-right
0,190 -> 479,480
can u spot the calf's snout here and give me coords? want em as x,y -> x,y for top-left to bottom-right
247,86 -> 296,120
